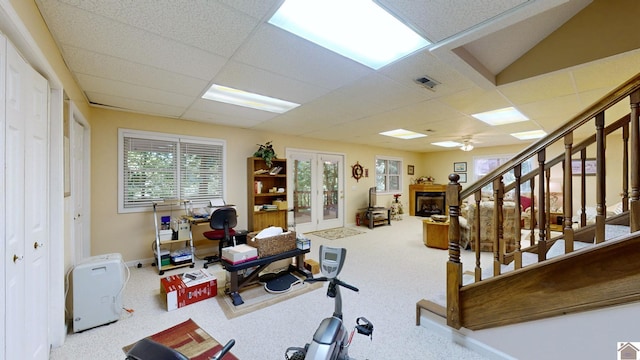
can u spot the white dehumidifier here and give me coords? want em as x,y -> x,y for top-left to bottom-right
72,253 -> 126,332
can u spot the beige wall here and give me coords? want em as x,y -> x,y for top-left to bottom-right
90,107 -> 425,261
91,106 -> 628,262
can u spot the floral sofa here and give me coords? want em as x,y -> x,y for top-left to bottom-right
460,200 -> 520,252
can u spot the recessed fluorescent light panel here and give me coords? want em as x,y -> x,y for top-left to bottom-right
380,129 -> 426,139
472,107 -> 529,126
511,130 -> 547,140
202,84 -> 300,113
432,141 -> 462,148
268,0 -> 430,69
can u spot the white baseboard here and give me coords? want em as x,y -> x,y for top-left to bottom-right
419,312 -> 516,360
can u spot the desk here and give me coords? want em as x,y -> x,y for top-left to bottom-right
222,248 -> 311,305
423,219 -> 449,249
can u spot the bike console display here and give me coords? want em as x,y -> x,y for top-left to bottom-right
319,245 -> 347,279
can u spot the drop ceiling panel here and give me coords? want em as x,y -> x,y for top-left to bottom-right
76,74 -> 195,110
87,92 -> 186,118
212,61 -> 329,104
439,88 -> 512,115
233,24 -> 372,90
379,0 -> 530,43
34,0 -> 638,153
185,98 -> 278,123
328,74 -> 430,119
47,0 -> 261,57
62,46 -> 209,97
181,109 -> 268,128
39,1 -> 227,79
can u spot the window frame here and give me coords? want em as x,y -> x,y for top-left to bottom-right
118,128 -> 226,213
473,154 -> 534,193
375,155 -> 403,194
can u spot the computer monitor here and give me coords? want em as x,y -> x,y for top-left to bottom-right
368,186 -> 377,209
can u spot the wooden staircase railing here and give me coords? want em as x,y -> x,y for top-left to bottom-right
440,72 -> 640,330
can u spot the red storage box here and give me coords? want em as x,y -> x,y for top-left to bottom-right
160,269 -> 217,311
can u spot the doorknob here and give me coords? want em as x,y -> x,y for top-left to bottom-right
34,242 -> 44,249
13,254 -> 23,263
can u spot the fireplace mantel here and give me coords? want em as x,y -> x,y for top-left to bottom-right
409,184 -> 447,216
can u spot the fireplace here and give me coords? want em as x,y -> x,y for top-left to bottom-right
415,191 -> 446,217
409,184 -> 448,216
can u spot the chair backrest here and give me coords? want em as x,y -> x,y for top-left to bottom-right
209,207 -> 237,231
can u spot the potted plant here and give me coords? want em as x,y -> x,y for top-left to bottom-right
253,141 -> 277,168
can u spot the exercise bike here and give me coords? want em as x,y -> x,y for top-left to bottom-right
285,245 -> 373,360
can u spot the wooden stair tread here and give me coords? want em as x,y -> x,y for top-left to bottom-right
416,299 -> 446,325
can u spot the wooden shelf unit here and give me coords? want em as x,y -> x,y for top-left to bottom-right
247,157 -> 288,231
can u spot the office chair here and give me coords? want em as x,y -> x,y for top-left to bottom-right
203,207 -> 237,269
125,338 -> 188,360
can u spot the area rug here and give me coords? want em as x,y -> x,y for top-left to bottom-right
123,318 -> 237,360
216,273 -> 323,319
309,227 -> 365,240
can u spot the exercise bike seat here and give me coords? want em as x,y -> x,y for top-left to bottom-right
313,317 -> 343,345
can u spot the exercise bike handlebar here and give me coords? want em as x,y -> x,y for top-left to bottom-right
304,277 -> 359,292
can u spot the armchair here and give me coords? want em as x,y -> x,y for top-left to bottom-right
461,200 -> 519,252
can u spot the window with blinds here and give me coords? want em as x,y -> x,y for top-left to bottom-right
118,129 -> 226,213
375,156 -> 402,193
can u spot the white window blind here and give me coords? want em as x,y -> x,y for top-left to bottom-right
180,141 -> 224,202
119,129 -> 225,213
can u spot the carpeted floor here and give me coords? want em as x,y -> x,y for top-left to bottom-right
50,216 -> 491,360
309,227 -> 365,240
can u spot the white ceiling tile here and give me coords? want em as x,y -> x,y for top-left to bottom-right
34,0 -> 637,152
62,46 -> 209,97
86,92 -> 185,117
186,98 -> 278,123
76,74 -> 194,109
212,61 -> 330,104
233,24 -> 372,90
378,0 -> 528,42
39,1 -> 226,79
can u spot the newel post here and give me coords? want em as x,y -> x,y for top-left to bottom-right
446,174 -> 462,329
630,89 -> 640,231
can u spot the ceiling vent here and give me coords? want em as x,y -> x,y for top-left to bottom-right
415,76 -> 440,90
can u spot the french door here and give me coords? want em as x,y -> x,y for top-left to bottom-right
287,150 -> 344,233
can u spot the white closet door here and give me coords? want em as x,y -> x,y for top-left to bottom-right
4,37 -> 50,360
0,32 -> 6,360
5,38 -> 28,360
24,60 -> 50,360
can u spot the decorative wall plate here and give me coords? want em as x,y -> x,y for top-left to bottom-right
351,162 -> 364,182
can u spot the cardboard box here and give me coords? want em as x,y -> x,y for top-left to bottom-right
160,269 -> 217,311
221,244 -> 258,264
159,229 -> 173,241
272,199 -> 288,210
304,259 -> 320,274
